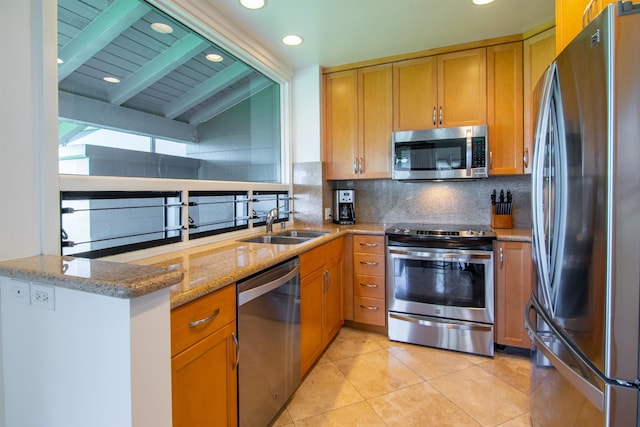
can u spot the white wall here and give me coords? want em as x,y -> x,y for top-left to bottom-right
292,67 -> 322,163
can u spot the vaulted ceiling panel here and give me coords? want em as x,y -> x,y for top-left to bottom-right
57,0 -> 277,142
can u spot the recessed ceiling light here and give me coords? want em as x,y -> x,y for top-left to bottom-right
472,0 -> 495,4
151,22 -> 174,34
240,0 -> 266,9
206,53 -> 224,62
103,76 -> 121,84
57,58 -> 64,64
282,34 -> 303,46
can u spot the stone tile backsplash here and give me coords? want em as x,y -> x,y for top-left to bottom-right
293,162 -> 532,229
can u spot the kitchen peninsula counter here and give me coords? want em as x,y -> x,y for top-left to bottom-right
493,228 -> 532,242
132,223 -> 386,308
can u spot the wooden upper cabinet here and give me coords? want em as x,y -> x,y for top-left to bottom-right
324,70 -> 358,179
556,0 -> 616,54
324,64 -> 392,180
524,27 -> 556,174
438,48 -> 487,128
393,56 -> 438,131
487,42 -> 523,175
393,48 -> 486,131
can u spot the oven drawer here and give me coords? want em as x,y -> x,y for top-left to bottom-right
354,274 -> 385,299
354,296 -> 385,326
354,253 -> 385,276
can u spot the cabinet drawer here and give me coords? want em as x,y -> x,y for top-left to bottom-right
354,296 -> 385,326
171,285 -> 237,356
353,235 -> 384,254
353,253 -> 385,276
354,274 -> 385,299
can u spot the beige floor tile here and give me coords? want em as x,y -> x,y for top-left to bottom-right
477,350 -> 531,395
368,382 -> 482,427
324,327 -> 384,361
293,401 -> 387,427
286,362 -> 364,421
333,349 -> 422,399
429,365 -> 529,426
272,408 -> 294,426
388,341 -> 478,380
497,412 -> 531,427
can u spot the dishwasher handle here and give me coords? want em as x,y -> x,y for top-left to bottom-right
238,262 -> 300,306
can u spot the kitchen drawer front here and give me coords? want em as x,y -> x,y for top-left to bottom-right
171,284 -> 237,356
354,296 -> 385,326
353,235 -> 384,254
354,274 -> 385,299
353,253 -> 385,276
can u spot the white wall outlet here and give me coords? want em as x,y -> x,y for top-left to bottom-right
31,284 -> 55,311
10,281 -> 30,304
324,207 -> 332,220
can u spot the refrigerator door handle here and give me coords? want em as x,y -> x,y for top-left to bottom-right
531,63 -> 556,313
526,298 -> 605,411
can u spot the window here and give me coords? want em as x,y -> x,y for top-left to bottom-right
252,191 -> 291,227
57,0 -> 282,183
188,191 -> 250,239
61,191 -> 182,258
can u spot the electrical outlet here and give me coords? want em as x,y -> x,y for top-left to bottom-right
31,284 -> 55,311
9,281 -> 30,304
324,207 -> 332,220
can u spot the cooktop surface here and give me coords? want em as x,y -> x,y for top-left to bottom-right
386,223 -> 496,238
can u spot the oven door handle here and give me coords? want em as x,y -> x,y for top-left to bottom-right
389,312 -> 492,332
388,248 -> 492,261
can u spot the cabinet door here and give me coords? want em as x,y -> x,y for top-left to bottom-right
437,48 -> 487,128
172,321 -> 238,427
495,241 -> 534,349
358,64 -> 393,178
393,56 -> 438,131
323,259 -> 344,344
300,269 -> 324,375
487,42 -> 524,175
555,0 -> 615,54
324,70 -> 358,179
524,27 -> 556,174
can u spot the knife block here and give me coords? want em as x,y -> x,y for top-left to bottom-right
491,206 -> 513,229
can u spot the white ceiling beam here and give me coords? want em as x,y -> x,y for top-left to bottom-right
58,0 -> 150,82
189,77 -> 273,125
109,34 -> 208,106
163,62 -> 253,119
59,91 -> 198,143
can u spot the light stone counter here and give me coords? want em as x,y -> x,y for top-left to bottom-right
494,227 -> 532,242
133,223 -> 387,308
0,254 -> 184,298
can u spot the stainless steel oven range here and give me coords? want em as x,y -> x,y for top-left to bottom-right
386,224 -> 496,356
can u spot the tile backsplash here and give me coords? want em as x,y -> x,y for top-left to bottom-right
293,162 -> 532,229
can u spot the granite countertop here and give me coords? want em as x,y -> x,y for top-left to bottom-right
0,255 -> 184,298
494,228 -> 532,242
132,223 -> 387,308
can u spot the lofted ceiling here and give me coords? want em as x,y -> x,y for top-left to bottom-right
57,0 -> 274,144
203,0 -> 556,70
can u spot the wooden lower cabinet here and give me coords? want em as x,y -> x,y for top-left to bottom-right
352,235 -> 386,327
494,241 -> 534,349
300,238 -> 344,375
171,285 -> 238,427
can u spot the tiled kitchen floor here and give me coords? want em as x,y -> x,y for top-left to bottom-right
275,327 -> 531,427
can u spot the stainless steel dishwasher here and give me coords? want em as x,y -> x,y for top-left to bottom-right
238,257 -> 301,427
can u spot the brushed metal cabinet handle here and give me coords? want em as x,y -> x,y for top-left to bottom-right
523,148 -> 529,168
360,305 -> 379,311
499,247 -> 504,266
360,242 -> 378,247
360,261 -> 379,266
353,158 -> 358,175
439,106 -> 443,125
432,107 -> 436,125
490,151 -> 494,169
360,283 -> 379,288
359,157 -> 363,174
188,308 -> 220,328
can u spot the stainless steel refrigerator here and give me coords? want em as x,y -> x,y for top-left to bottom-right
528,2 -> 640,426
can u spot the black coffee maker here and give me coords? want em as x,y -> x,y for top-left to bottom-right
332,189 -> 355,224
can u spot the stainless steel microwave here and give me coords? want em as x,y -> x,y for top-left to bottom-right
392,125 -> 488,180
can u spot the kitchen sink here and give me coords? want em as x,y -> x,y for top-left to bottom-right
276,230 -> 329,238
239,235 -> 311,245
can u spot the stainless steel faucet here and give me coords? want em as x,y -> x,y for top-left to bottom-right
266,208 -> 279,233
